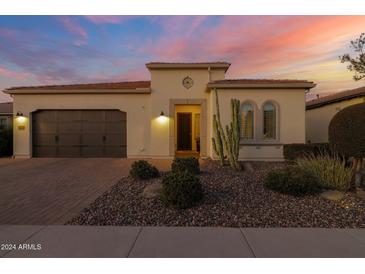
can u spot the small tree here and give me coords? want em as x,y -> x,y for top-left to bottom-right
212,89 -> 241,170
340,33 -> 365,81
328,103 -> 365,191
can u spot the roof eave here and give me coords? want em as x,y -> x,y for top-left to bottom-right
207,83 -> 316,89
146,63 -> 231,72
4,88 -> 152,95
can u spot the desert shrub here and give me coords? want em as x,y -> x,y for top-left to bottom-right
0,127 -> 13,157
171,157 -> 200,175
264,167 -> 321,196
296,153 -> 352,191
283,143 -> 331,161
329,103 -> 365,159
129,160 -> 159,180
161,171 -> 203,209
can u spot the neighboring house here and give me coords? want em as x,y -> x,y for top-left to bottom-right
0,102 -> 13,131
306,86 -> 365,143
4,62 -> 315,160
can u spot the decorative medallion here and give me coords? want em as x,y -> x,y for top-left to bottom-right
182,76 -> 194,89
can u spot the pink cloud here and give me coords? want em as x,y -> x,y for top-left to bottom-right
58,16 -> 88,46
0,66 -> 31,80
84,16 -> 139,24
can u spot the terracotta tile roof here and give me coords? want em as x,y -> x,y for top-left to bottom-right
0,102 -> 13,114
207,79 -> 315,89
5,81 -> 151,91
209,79 -> 314,84
306,86 -> 365,110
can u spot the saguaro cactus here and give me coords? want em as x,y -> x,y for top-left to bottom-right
212,89 -> 241,170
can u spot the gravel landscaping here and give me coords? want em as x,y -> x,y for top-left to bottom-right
67,160 -> 365,228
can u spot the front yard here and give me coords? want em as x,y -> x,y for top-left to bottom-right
68,160 -> 365,228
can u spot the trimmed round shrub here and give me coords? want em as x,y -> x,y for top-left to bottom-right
171,157 -> 200,175
161,171 -> 203,209
129,160 -> 159,180
329,103 -> 365,158
264,167 -> 321,196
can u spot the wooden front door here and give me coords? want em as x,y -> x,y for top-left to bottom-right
177,112 -> 192,151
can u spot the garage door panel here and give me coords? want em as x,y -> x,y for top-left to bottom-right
58,134 -> 81,146
32,110 -> 126,158
58,122 -> 81,133
58,110 -> 81,121
105,122 -> 124,133
33,134 -> 57,146
105,134 -> 123,145
83,121 -> 104,133
105,110 -> 125,121
34,122 -> 57,134
82,134 -> 104,145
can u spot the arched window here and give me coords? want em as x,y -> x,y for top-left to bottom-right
263,102 -> 276,139
241,102 -> 254,139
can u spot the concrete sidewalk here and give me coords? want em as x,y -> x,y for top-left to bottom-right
1,225 -> 365,258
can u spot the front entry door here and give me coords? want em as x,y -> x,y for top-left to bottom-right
177,112 -> 192,150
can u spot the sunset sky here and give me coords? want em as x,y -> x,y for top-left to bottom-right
1,15 -> 365,102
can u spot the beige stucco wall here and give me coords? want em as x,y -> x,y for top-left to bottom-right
306,97 -> 365,143
12,93 -> 151,158
11,67 -> 308,161
149,68 -> 225,158
211,88 -> 306,160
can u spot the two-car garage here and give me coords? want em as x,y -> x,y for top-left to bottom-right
32,109 -> 127,158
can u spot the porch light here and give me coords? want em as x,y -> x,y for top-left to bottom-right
15,111 -> 26,124
157,110 -> 168,124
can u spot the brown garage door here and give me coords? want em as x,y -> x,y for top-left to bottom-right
32,110 -> 126,157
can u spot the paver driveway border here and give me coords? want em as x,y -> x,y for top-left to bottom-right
1,226 -> 365,258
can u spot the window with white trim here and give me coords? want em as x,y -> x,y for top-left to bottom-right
241,102 -> 254,139
263,102 -> 276,139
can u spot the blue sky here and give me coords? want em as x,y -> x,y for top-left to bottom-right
1,15 -> 365,102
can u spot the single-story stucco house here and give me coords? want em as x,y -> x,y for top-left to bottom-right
306,86 -> 365,143
0,102 -> 13,131
4,62 -> 315,160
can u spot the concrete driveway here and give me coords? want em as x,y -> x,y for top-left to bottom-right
0,158 -> 171,225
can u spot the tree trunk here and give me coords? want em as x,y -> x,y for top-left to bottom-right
350,158 -> 358,192
355,158 -> 364,189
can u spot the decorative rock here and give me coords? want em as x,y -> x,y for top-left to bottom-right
321,190 -> 344,201
243,162 -> 254,172
142,181 -> 162,199
356,187 -> 365,201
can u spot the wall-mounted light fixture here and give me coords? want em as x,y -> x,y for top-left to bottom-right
15,111 -> 26,124
157,110 -> 168,124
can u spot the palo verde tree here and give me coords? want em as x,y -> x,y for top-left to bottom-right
340,33 -> 365,81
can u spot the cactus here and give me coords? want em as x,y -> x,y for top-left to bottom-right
212,89 -> 241,170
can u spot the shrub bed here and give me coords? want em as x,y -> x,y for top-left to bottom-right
171,157 -> 200,175
264,167 -> 321,196
283,143 -> 331,161
129,160 -> 159,180
296,153 -> 352,191
161,171 -> 203,209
